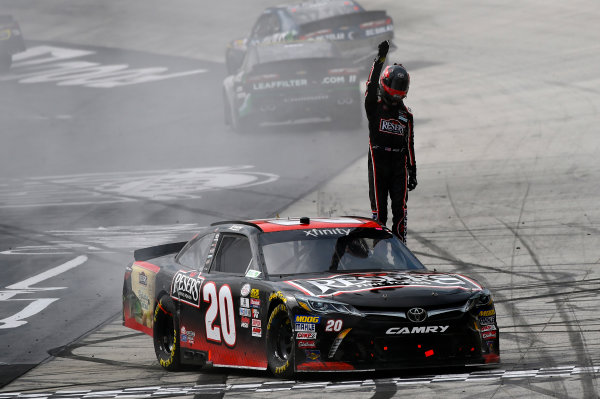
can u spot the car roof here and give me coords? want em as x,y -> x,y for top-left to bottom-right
275,0 -> 362,13
246,216 -> 381,233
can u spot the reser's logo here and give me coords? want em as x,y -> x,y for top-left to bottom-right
386,325 -> 449,335
379,119 -> 405,135
171,271 -> 202,307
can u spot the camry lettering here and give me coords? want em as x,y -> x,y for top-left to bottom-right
386,325 -> 449,335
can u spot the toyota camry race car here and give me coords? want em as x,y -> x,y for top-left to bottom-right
123,217 -> 500,377
225,0 -> 394,74
0,15 -> 26,72
222,41 -> 361,131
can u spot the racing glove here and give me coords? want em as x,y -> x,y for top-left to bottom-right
407,166 -> 418,191
377,40 -> 390,63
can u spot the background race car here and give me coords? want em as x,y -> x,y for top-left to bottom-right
0,15 -> 26,72
123,217 -> 500,378
222,41 -> 362,131
225,0 -> 394,74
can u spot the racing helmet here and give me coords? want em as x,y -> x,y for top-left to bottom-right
379,64 -> 410,105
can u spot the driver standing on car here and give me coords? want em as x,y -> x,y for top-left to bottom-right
365,40 -> 417,243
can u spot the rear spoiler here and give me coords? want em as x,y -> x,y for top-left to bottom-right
297,10 -> 390,36
134,242 -> 187,262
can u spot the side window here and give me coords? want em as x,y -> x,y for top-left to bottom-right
252,13 -> 280,39
211,234 -> 252,275
177,234 -> 213,269
266,14 -> 281,35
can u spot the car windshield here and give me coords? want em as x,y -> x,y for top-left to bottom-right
259,227 -> 426,276
287,1 -> 362,25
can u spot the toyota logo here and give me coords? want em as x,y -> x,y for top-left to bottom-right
407,307 -> 428,323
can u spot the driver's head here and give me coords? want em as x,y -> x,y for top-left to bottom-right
379,64 -> 410,107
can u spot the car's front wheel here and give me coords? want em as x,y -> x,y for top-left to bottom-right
153,296 -> 180,371
266,303 -> 294,378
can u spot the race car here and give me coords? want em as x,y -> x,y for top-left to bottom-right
123,216 -> 500,377
222,41 -> 362,131
225,0 -> 394,74
0,15 -> 26,72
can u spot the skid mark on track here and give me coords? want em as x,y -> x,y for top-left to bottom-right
445,182 -> 506,266
409,228 -> 564,396
499,219 -> 597,397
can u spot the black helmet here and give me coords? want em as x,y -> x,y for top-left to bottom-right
379,64 -> 409,105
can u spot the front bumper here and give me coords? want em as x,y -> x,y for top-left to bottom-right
294,311 -> 500,372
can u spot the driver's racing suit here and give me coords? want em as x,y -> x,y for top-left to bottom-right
365,57 -> 416,242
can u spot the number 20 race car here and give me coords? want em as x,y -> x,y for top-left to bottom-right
122,217 -> 500,377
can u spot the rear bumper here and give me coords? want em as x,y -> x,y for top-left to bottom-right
240,87 -> 360,122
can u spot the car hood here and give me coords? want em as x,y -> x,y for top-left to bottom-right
282,270 -> 482,310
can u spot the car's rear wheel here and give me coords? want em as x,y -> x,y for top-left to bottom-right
0,50 -> 12,73
225,49 -> 243,75
223,89 -> 232,126
266,303 -> 294,378
153,297 -> 180,371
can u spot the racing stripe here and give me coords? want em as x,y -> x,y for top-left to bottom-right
369,142 -> 380,218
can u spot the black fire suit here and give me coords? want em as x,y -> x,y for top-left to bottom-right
365,59 -> 416,242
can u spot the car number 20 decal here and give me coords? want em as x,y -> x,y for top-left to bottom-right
325,319 -> 343,332
203,282 -> 236,347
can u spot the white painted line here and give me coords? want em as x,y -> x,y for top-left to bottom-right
0,298 -> 59,329
7,255 -> 88,291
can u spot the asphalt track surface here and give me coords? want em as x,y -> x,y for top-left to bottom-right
1,1 -> 599,398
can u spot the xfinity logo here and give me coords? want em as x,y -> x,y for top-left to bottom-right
386,326 -> 449,334
304,228 -> 351,237
379,119 -> 405,135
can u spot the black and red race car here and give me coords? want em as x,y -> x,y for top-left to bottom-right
0,15 -> 26,72
225,0 -> 395,74
123,217 -> 500,377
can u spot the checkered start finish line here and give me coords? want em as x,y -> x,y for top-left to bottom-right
1,365 -> 598,398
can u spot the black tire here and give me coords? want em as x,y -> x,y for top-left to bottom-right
223,89 -> 232,126
266,303 -> 294,378
0,51 -> 12,73
225,49 -> 242,75
153,297 -> 180,371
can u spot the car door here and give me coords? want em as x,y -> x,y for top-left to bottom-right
181,231 -> 267,368
171,232 -> 215,351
